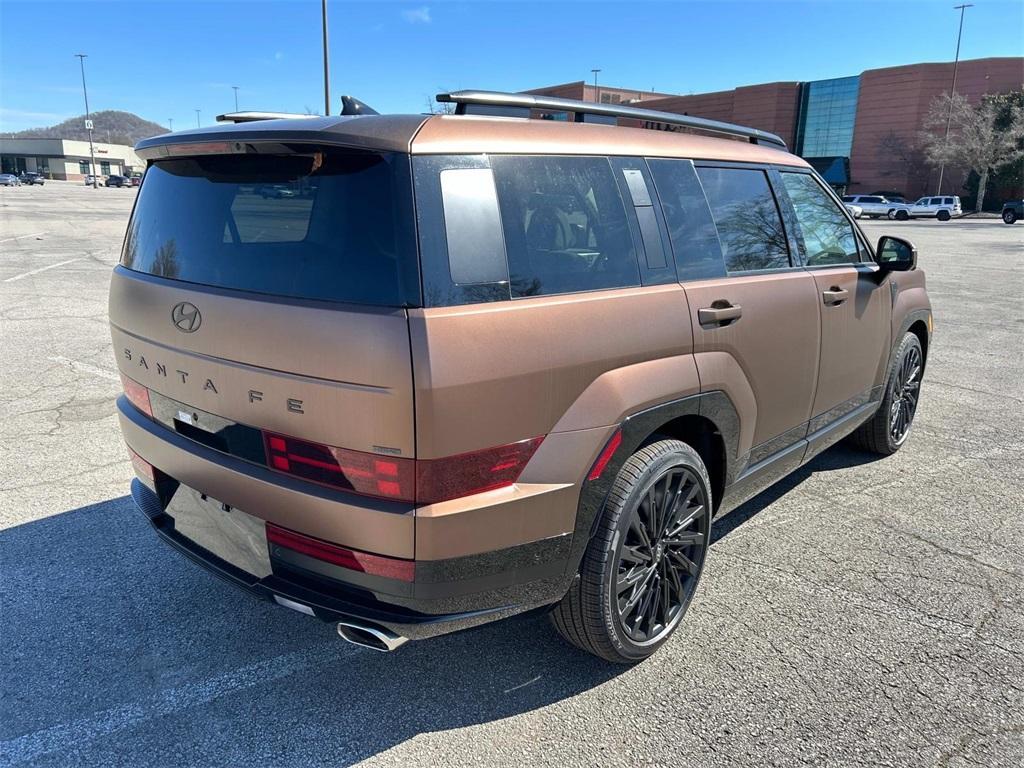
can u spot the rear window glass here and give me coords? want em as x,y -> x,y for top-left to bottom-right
122,151 -> 420,306
490,156 -> 640,298
696,167 -> 789,272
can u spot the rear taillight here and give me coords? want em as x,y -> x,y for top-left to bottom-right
416,437 -> 544,505
120,373 -> 153,417
264,432 -> 416,501
262,431 -> 543,505
266,523 -> 414,581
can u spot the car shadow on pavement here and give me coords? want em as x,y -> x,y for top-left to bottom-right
1,495 -> 625,767
711,443 -> 884,544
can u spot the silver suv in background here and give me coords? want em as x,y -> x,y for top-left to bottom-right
842,195 -> 910,220
908,196 -> 961,221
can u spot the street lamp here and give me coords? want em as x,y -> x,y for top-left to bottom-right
322,0 -> 331,115
195,109 -> 201,128
936,3 -> 973,195
232,86 -> 240,112
74,54 -> 98,189
168,118 -> 174,132
591,68 -> 601,104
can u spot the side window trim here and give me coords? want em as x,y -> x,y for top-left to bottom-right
609,157 -> 677,286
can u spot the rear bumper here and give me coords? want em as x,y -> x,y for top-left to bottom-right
119,398 -> 576,640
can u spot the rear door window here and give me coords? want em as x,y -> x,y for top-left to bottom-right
695,167 -> 790,272
122,150 -> 420,306
489,156 -> 640,298
780,172 -> 859,266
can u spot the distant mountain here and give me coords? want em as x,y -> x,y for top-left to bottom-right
2,111 -> 168,146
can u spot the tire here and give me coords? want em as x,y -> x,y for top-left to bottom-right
937,210 -> 951,221
1003,209 -> 1018,225
895,210 -> 909,221
849,333 -> 923,455
550,439 -> 712,663
887,210 -> 897,220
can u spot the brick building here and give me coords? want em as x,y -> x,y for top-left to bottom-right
529,57 -> 1023,201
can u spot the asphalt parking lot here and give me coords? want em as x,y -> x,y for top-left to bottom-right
1,181 -> 1022,767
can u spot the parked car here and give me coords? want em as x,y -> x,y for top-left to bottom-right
1001,200 -> 1023,224
907,196 -> 961,221
105,175 -> 130,188
0,173 -> 22,186
113,91 -> 932,663
84,175 -> 100,185
257,183 -> 298,199
841,194 -> 910,220
844,203 -> 863,219
870,191 -> 907,204
20,171 -> 45,185
130,175 -> 142,187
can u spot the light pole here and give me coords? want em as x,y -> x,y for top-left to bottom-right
195,109 -> 201,128
591,68 -> 601,104
168,118 -> 173,132
232,86 -> 239,112
74,54 -> 98,189
936,3 -> 973,195
322,0 -> 331,115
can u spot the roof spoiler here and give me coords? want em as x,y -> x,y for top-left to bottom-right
216,96 -> 379,124
435,90 -> 788,150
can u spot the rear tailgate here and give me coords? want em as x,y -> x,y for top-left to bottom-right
112,144 -> 419,558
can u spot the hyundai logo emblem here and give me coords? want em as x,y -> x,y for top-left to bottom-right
171,302 -> 202,333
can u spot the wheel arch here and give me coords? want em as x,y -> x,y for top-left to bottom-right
562,392 -> 740,580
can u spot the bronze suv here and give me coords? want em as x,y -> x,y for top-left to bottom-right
112,91 -> 931,662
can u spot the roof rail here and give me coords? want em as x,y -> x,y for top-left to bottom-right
216,111 -> 321,123
436,90 -> 788,150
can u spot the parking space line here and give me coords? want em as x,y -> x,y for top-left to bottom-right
0,231 -> 46,244
3,258 -> 82,283
47,355 -> 121,382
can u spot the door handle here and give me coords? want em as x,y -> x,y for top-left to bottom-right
698,303 -> 742,325
822,287 -> 849,306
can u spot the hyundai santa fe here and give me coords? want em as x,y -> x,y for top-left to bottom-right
112,91 -> 932,663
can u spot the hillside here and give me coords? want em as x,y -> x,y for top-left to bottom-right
2,111 -> 168,145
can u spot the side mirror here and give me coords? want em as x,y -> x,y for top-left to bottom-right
876,235 -> 917,272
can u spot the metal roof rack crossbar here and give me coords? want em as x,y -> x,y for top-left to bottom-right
436,90 -> 788,150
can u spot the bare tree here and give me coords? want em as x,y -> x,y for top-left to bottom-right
920,92 -> 1024,212
877,130 -> 928,192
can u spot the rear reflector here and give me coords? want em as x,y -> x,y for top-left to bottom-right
266,523 -> 414,581
127,446 -> 156,490
120,373 -> 153,418
262,431 -> 543,505
587,428 -> 622,481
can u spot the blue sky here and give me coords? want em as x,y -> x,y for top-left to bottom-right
1,0 -> 1021,133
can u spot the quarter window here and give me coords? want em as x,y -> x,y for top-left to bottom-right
780,172 -> 859,266
695,167 -> 789,272
490,156 -> 639,298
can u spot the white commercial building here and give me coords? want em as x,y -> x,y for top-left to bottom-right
0,137 -> 144,180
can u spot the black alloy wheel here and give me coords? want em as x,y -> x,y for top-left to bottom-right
1003,209 -> 1017,224
550,439 -> 712,663
614,465 -> 708,644
849,332 -> 924,455
889,342 -> 922,447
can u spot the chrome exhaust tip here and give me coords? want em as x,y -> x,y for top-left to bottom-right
336,620 -> 408,652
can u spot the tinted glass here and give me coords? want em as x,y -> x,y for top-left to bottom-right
943,197 -> 954,205
490,156 -> 639,298
695,167 -> 789,272
648,158 -> 726,280
781,172 -> 859,266
841,195 -> 855,202
795,76 -> 860,158
122,151 -> 419,306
